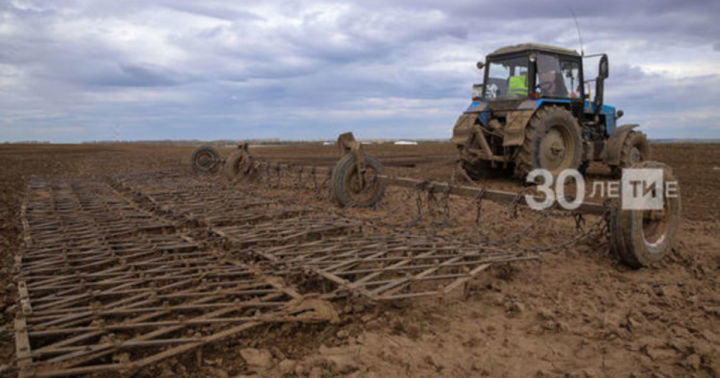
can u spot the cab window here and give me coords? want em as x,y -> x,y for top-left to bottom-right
485,56 -> 529,99
536,54 -> 567,98
560,60 -> 581,99
535,55 -> 582,99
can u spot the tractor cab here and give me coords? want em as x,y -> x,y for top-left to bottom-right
454,43 -> 648,180
471,44 -> 612,130
476,44 -> 585,102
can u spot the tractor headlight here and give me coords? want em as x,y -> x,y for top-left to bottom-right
472,84 -> 483,101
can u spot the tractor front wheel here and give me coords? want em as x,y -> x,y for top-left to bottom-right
514,106 -> 583,178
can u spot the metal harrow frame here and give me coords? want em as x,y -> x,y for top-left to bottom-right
13,177 -> 311,377
217,131 -> 681,270
12,131 -> 681,376
14,172 -> 540,377
112,172 -> 537,301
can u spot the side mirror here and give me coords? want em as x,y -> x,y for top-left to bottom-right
476,61 -> 485,70
616,109 -> 624,120
598,54 -> 609,79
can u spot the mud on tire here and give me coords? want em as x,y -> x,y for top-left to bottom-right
331,153 -> 385,207
610,161 -> 681,268
611,131 -> 651,178
191,146 -> 220,174
514,105 -> 583,178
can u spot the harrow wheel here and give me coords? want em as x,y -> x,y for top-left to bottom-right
191,145 -> 221,173
332,153 -> 386,207
610,161 -> 681,268
224,150 -> 259,182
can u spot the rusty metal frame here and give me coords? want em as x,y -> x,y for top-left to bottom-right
113,172 -> 539,301
223,155 -> 606,216
14,176 -> 308,377
14,161 -> 606,376
257,233 -> 536,300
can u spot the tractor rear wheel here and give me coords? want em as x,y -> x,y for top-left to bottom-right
191,146 -> 220,174
610,161 -> 680,268
611,131 -> 651,178
514,106 -> 583,179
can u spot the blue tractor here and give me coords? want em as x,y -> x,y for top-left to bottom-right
452,43 -> 650,179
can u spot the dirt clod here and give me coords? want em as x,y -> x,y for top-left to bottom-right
536,307 -> 554,321
278,359 -> 297,374
684,354 -> 701,371
505,301 -> 525,316
239,348 -> 273,370
205,367 -> 229,378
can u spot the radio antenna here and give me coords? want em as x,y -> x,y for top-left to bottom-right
569,6 -> 585,56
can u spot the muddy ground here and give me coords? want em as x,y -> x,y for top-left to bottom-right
1,142 -> 719,377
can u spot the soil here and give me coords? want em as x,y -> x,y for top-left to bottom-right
1,142 -> 719,377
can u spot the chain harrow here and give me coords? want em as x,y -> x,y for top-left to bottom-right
12,145 -> 620,376
222,153 -> 610,251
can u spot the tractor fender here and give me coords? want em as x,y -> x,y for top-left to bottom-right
603,124 -> 639,166
452,102 -> 488,146
502,100 -> 537,147
451,112 -> 478,146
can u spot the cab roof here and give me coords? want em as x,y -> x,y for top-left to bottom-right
487,43 -> 580,58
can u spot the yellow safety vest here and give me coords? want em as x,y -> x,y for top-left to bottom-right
508,74 -> 528,97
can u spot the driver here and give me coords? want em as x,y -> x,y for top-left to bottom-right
538,71 -> 568,97
538,71 -> 556,96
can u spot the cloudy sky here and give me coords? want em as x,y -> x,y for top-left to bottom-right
1,0 -> 719,142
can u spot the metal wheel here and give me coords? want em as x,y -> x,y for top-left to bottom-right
331,153 -> 385,207
224,150 -> 259,182
610,161 -> 681,268
642,204 -> 671,248
191,146 -> 220,173
224,151 -> 245,180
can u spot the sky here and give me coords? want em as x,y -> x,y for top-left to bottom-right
1,0 -> 719,142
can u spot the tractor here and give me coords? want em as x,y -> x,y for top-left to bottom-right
452,43 -> 650,179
